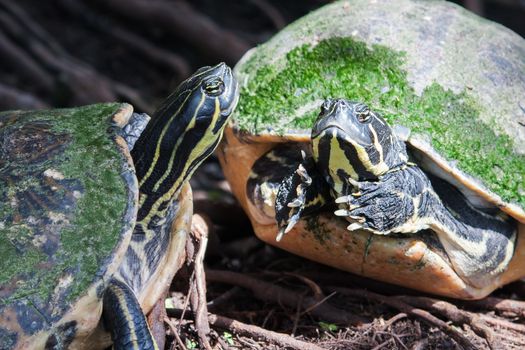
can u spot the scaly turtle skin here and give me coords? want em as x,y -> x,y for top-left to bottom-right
0,62 -> 238,349
218,0 -> 525,299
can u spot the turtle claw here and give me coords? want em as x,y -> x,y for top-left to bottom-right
275,160 -> 318,242
334,208 -> 350,216
288,198 -> 303,208
347,223 -> 363,231
334,209 -> 363,219
296,164 -> 312,185
276,217 -> 298,242
335,195 -> 350,204
276,228 -> 286,242
300,150 -> 307,161
347,177 -> 360,189
349,215 -> 366,223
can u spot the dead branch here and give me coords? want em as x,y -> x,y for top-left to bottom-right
0,0 -> 151,111
479,314 -> 525,333
0,0 -> 69,57
164,317 -> 188,350
168,309 -> 327,350
249,0 -> 286,29
461,296 -> 525,318
89,0 -> 250,63
395,296 -> 496,349
207,286 -> 242,311
283,272 -> 324,299
329,287 -> 477,350
206,269 -> 366,325
0,25 -> 53,94
381,313 -> 408,330
186,214 -> 213,350
147,295 -> 167,350
0,82 -> 49,109
57,0 -> 191,80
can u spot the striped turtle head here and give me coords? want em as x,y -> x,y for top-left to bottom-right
132,62 -> 238,197
311,99 -> 407,188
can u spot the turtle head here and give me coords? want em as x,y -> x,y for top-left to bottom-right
171,62 -> 239,165
132,62 -> 238,197
311,99 -> 407,187
155,62 -> 238,152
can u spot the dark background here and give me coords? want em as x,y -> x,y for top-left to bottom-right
0,0 -> 523,112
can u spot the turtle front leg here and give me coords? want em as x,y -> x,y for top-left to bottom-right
335,166 -> 428,235
275,152 -> 330,241
103,278 -> 158,350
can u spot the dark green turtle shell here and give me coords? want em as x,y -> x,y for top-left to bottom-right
0,103 -> 137,347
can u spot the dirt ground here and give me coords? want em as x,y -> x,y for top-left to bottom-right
1,0 -> 525,349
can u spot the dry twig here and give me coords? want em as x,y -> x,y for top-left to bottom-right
90,0 -> 250,63
164,317 -> 188,350
396,296 -> 496,349
207,269 -> 366,325
248,0 -> 286,29
329,287 -> 477,350
147,296 -> 168,350
0,26 -> 53,94
0,82 -> 49,109
0,0 -> 151,111
57,0 -> 191,80
168,309 -> 327,350
186,214 -> 213,350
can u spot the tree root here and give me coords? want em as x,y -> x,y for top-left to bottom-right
395,296 -> 496,349
0,0 -> 150,111
206,269 -> 367,325
168,309 -> 327,350
329,287 -> 478,350
57,0 -> 191,81
462,296 -> 525,318
89,0 -> 250,63
0,82 -> 48,109
185,214 -> 214,350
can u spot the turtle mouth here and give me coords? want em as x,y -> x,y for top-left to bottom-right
311,123 -> 346,139
312,98 -> 355,138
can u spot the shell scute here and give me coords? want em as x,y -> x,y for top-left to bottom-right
0,103 -> 137,347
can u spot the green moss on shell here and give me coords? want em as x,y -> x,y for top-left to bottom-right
235,37 -> 525,209
0,103 -> 129,306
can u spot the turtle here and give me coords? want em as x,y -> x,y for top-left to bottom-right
0,62 -> 238,349
217,0 -> 525,299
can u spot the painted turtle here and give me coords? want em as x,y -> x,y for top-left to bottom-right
218,0 -> 525,299
0,63 -> 238,348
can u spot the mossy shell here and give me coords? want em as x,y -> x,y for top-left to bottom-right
219,0 -> 525,299
0,103 -> 137,348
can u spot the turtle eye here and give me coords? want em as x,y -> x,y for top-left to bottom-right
357,109 -> 371,123
203,78 -> 225,96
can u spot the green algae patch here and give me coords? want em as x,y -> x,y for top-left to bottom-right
0,103 -> 131,310
235,37 -> 525,209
